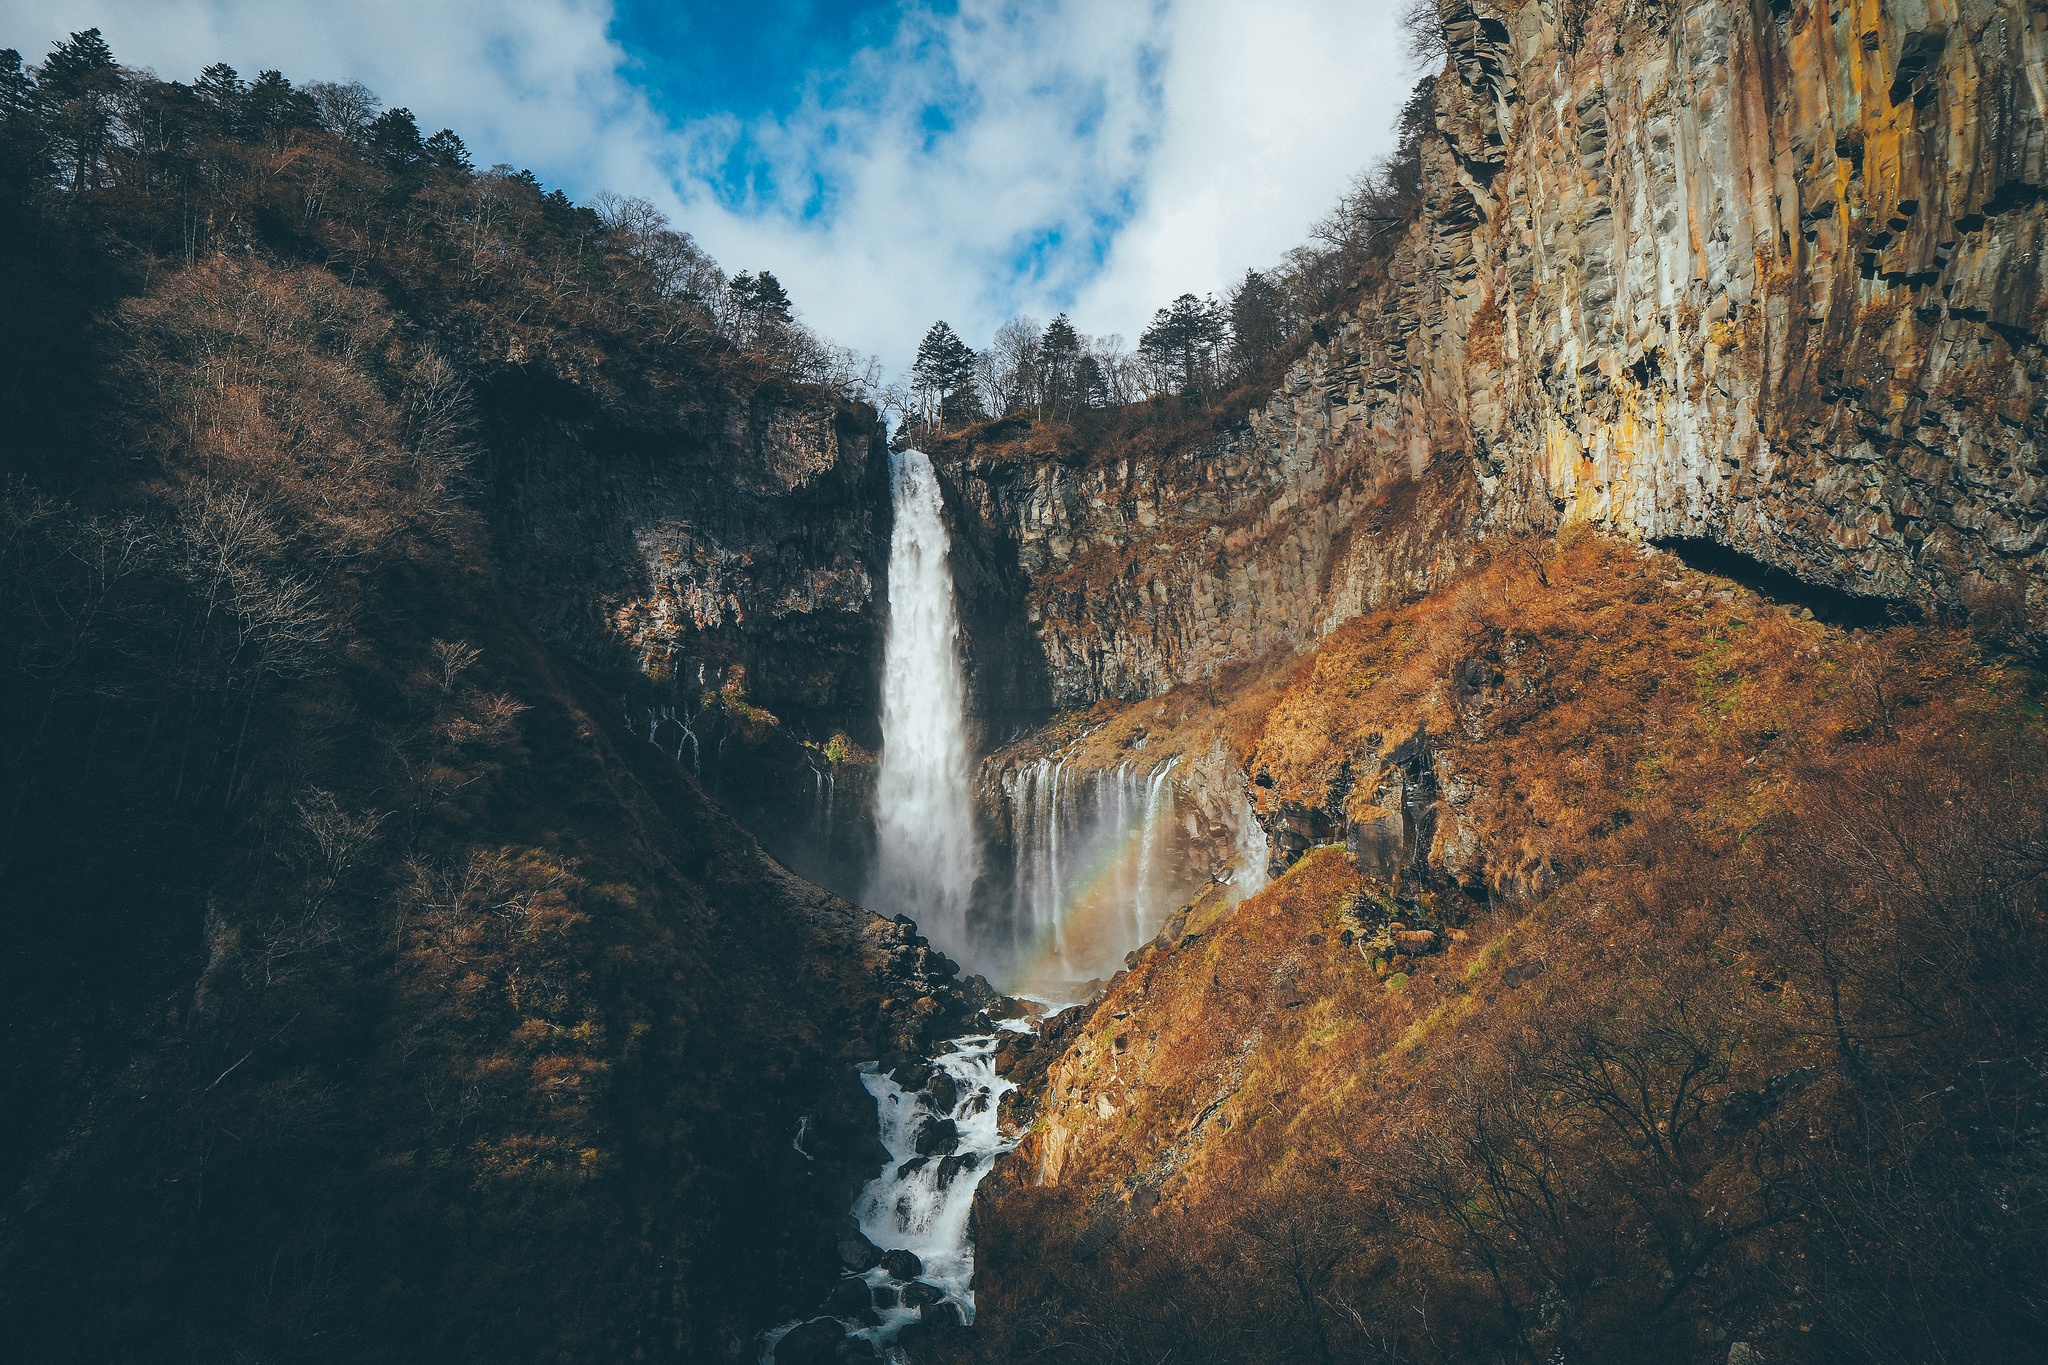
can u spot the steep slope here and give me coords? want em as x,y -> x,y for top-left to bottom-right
0,45 -> 945,1363
961,534 -> 2048,1364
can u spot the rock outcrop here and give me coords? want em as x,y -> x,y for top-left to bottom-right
935,0 -> 2048,715
488,374 -> 892,743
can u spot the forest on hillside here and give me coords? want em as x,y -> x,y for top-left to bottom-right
0,29 -> 969,1363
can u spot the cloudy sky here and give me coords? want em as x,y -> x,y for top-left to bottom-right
1,0 -> 1417,371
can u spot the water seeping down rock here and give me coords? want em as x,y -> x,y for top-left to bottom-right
487,372 -> 896,895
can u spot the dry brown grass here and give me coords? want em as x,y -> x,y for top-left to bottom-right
964,532 -> 2047,1365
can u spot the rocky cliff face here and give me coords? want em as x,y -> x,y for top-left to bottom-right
481,374 -> 893,896
936,0 -> 2048,718
488,373 -> 892,744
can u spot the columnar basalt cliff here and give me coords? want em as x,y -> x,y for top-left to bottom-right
936,0 -> 2048,716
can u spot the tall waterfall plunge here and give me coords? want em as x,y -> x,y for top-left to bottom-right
867,449 -> 981,961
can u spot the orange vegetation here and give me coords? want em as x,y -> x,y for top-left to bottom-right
961,533 -> 2048,1365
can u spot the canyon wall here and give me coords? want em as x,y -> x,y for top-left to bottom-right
481,376 -> 892,897
487,375 -> 892,743
936,0 -> 2048,716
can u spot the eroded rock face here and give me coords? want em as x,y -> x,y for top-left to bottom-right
1441,0 -> 2047,611
937,0 -> 2048,714
486,374 -> 891,741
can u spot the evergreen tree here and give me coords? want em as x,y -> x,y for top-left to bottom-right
422,128 -> 472,173
242,70 -> 317,144
369,106 -> 426,176
725,271 -> 795,348
1228,268 -> 1289,373
911,321 -> 980,432
1039,313 -> 1081,418
1139,292 -> 1228,395
193,62 -> 243,134
37,28 -> 120,192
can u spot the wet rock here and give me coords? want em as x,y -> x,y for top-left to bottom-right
934,1151 -> 980,1189
900,1280 -> 945,1309
913,1115 -> 960,1156
824,1276 -> 880,1325
835,1219 -> 883,1273
774,1318 -> 853,1365
895,1304 -> 968,1355
879,1248 -> 924,1281
926,1069 -> 959,1115
870,1282 -> 898,1309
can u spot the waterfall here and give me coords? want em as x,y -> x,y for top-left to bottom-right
1234,793 -> 1271,899
868,449 -> 980,960
996,754 -> 1186,990
1132,759 -> 1178,943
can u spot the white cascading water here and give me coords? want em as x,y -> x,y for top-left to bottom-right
851,1034 -> 1019,1334
762,448 -> 1005,1359
1000,756 -> 1185,987
867,448 -> 981,960
1233,793 -> 1271,899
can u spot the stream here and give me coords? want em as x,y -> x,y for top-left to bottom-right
763,1024 -> 1029,1363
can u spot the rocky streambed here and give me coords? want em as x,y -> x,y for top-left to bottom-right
763,1005 -> 1048,1365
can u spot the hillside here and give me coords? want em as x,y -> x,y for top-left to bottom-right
0,34 -> 965,1362
958,532 -> 2048,1363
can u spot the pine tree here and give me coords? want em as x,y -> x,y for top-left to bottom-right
37,29 -> 120,192
423,128 -> 471,173
1228,269 -> 1289,374
368,107 -> 425,174
194,62 -> 243,134
1139,293 -> 1228,396
1040,313 -> 1081,418
911,321 -> 979,432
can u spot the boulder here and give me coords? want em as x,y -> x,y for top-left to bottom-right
926,1070 -> 960,1114
871,1282 -> 899,1309
824,1276 -> 879,1325
934,1151 -> 980,1189
900,1280 -> 945,1309
879,1248 -> 924,1281
774,1318 -> 850,1365
835,1220 -> 883,1273
914,1115 -> 960,1156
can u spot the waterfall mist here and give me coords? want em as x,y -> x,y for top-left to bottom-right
867,449 -> 981,961
999,758 -> 1186,989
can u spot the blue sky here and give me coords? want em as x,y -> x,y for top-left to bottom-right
611,0 -> 905,195
1,0 -> 1417,372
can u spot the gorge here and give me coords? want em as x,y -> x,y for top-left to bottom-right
4,3 -> 2048,1364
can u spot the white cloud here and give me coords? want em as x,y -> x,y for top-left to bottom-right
0,0 -> 1416,370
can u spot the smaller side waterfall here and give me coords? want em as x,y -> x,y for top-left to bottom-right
1233,793 -> 1272,900
997,756 -> 1184,989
